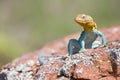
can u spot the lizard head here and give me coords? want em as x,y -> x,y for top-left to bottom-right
74,14 -> 98,32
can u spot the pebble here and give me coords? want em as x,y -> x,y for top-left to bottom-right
15,64 -> 24,72
23,67 -> 31,72
26,60 -> 35,67
76,68 -> 83,74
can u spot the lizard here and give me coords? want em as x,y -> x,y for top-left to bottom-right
68,14 -> 106,56
38,14 -> 107,65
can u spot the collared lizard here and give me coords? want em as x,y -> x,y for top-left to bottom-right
68,14 -> 106,56
38,14 -> 107,64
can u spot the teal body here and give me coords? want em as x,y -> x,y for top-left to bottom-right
68,29 -> 106,56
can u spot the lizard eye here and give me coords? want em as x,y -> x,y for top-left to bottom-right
82,15 -> 86,19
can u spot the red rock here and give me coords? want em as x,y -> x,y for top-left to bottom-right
72,48 -> 112,80
36,59 -> 64,80
106,40 -> 120,76
0,26 -> 120,80
117,77 -> 120,80
73,62 -> 100,80
99,76 -> 116,80
90,49 -> 112,76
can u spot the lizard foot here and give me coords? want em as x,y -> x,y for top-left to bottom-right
79,49 -> 86,53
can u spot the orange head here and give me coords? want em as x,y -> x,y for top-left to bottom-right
74,14 -> 97,32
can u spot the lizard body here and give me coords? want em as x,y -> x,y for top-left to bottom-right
38,14 -> 107,64
68,14 -> 106,56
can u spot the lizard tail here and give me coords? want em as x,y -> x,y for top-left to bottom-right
38,54 -> 48,65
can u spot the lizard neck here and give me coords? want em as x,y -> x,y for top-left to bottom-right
83,22 -> 98,32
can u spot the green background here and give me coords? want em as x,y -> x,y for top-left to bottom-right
0,0 -> 120,67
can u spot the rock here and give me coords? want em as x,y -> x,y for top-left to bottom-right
56,76 -> 69,80
73,61 -> 100,80
36,58 -> 64,80
106,40 -> 120,76
26,60 -> 35,67
0,26 -> 120,80
72,48 -> 112,80
99,76 -> 116,80
0,73 -> 7,80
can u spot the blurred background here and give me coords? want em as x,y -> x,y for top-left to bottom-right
0,0 -> 120,67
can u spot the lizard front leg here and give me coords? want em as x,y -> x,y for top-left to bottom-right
94,30 -> 106,47
78,31 -> 86,52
